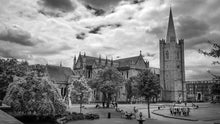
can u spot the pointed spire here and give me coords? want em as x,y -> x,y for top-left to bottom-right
73,55 -> 76,69
99,54 -> 101,64
60,61 -> 62,67
105,56 -> 108,65
166,7 -> 176,43
111,57 -> 113,66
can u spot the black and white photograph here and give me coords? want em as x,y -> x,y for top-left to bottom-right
0,0 -> 220,124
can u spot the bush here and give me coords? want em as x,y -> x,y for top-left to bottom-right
85,113 -> 100,120
56,112 -> 99,123
15,115 -> 55,123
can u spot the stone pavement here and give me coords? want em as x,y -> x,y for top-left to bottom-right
0,109 -> 23,124
67,103 -> 220,124
152,103 -> 220,121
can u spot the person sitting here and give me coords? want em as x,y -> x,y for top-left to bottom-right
121,110 -> 125,118
125,111 -> 132,119
133,106 -> 138,113
95,104 -> 100,108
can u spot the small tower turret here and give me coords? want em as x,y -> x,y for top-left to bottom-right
99,54 -> 101,65
73,55 -> 76,69
111,57 -> 113,67
105,56 -> 108,66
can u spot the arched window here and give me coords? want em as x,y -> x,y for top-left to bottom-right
177,51 -> 179,59
166,51 -> 169,59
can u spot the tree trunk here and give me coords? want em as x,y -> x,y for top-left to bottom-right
147,98 -> 151,118
102,92 -> 106,108
106,93 -> 111,108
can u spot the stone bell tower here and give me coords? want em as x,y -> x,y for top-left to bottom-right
159,7 -> 185,102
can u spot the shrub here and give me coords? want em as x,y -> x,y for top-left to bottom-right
85,113 -> 100,120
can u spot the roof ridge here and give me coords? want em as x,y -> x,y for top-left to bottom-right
114,55 -> 140,61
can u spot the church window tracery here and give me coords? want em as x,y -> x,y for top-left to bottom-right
166,51 -> 169,59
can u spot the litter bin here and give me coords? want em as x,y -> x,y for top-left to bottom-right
108,112 -> 111,119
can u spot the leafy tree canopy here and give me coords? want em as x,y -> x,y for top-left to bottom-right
0,59 -> 29,100
88,67 -> 124,93
199,41 -> 220,65
3,72 -> 66,116
88,67 -> 124,107
69,76 -> 92,103
125,76 -> 139,102
136,69 -> 160,99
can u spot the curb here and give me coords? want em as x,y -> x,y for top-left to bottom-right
152,109 -> 198,121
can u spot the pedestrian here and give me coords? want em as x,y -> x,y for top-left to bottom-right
187,107 -> 190,116
115,102 -> 118,108
185,102 -> 187,106
170,107 -> 173,115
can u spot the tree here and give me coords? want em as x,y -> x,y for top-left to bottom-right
69,76 -> 91,113
136,69 -> 160,118
0,58 -> 28,100
211,83 -> 220,95
199,41 -> 220,97
199,41 -> 220,79
199,41 -> 220,65
3,71 -> 66,116
88,67 -> 124,108
125,76 -> 139,103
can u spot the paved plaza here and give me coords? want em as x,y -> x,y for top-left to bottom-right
67,103 -> 220,124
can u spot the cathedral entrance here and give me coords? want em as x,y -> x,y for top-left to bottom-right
197,92 -> 202,101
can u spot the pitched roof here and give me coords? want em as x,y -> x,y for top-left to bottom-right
76,54 -> 145,68
46,65 -> 74,83
114,56 -> 140,67
82,55 -> 112,66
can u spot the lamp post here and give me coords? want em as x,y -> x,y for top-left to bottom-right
79,92 -> 83,113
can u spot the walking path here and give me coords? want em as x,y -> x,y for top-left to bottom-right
67,103 -> 220,124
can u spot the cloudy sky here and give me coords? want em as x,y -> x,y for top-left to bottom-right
0,0 -> 220,81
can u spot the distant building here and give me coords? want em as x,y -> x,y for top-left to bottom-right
73,51 -> 159,102
159,8 -> 185,102
46,64 -> 77,99
186,80 -> 220,102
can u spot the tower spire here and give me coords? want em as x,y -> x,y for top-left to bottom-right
166,7 -> 176,43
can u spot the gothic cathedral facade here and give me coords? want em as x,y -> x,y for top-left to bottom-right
159,8 -> 185,102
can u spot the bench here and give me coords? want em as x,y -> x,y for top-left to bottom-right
56,117 -> 67,124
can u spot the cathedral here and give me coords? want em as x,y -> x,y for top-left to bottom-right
73,51 -> 159,102
159,8 -> 185,102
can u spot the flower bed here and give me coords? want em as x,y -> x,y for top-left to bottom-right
56,112 -> 100,124
15,115 -> 56,123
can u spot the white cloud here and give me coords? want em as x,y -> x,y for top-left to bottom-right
0,0 -> 219,80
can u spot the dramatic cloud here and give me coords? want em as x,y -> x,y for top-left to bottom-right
81,0 -> 123,10
0,24 -> 41,46
39,0 -> 76,11
0,0 -> 220,81
85,5 -> 105,16
0,42 -> 32,59
177,16 -> 210,39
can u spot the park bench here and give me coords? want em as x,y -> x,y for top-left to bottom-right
56,116 -> 67,124
125,112 -> 136,119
